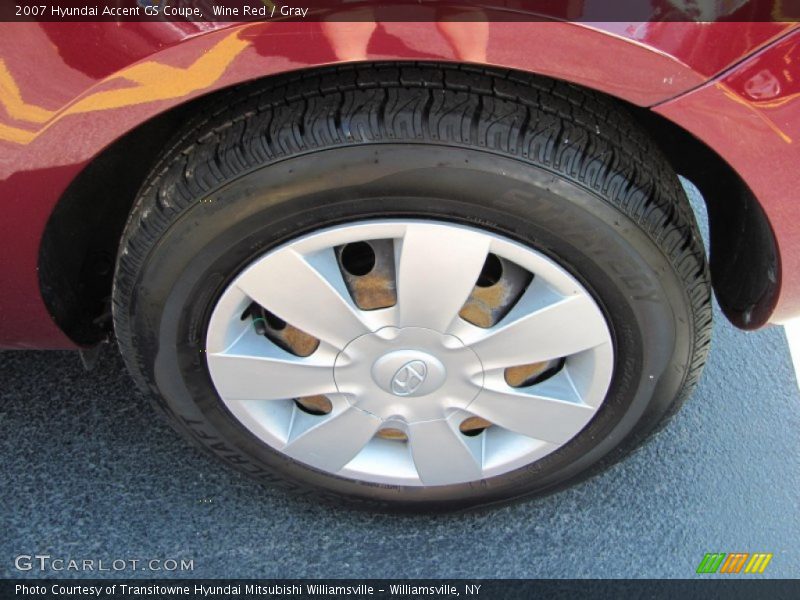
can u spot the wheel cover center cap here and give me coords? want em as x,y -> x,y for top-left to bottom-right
391,360 -> 427,396
333,327 -> 484,422
372,351 -> 446,397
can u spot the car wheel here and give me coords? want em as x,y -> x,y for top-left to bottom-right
113,64 -> 712,510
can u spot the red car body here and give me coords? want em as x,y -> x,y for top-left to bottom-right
1,16 -> 799,349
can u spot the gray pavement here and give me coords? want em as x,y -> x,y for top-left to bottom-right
1,185 -> 799,579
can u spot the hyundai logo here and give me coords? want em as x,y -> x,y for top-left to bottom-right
390,360 -> 428,396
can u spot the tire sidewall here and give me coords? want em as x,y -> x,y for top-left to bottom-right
126,144 -> 693,509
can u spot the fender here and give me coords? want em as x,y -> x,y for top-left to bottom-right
654,29 -> 800,324
0,19 -> 792,348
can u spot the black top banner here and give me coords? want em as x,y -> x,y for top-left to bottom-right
2,0 -> 800,23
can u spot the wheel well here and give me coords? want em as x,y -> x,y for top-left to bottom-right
38,63 -> 780,345
628,107 -> 780,329
38,100 -> 190,345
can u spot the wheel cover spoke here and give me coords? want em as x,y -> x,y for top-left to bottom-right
283,407 -> 382,473
235,247 -> 370,349
207,351 -> 336,402
467,372 -> 595,444
460,286 -> 611,369
396,223 -> 490,331
407,419 -> 482,486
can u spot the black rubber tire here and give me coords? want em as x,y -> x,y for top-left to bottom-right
112,63 -> 712,511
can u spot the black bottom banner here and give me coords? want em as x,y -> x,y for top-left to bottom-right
3,579 -> 800,600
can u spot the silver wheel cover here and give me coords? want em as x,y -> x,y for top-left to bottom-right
206,220 -> 614,487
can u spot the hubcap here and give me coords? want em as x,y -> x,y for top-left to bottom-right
206,220 -> 614,486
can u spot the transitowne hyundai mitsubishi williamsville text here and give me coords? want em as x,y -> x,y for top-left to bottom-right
1,5 -> 798,509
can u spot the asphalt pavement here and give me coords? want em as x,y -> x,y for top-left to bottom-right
2,186 -> 799,579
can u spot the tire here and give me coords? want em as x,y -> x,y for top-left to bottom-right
112,63 -> 712,511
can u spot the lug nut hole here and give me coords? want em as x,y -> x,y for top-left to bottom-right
476,253 -> 503,288
340,241 -> 376,276
265,311 -> 287,331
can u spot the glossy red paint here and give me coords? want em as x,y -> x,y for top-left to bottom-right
655,28 -> 800,324
0,19 -> 796,348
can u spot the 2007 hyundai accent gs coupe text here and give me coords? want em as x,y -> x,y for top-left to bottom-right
1,7 -> 799,510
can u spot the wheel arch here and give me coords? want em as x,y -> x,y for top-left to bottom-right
37,62 -> 778,345
629,107 -> 780,330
